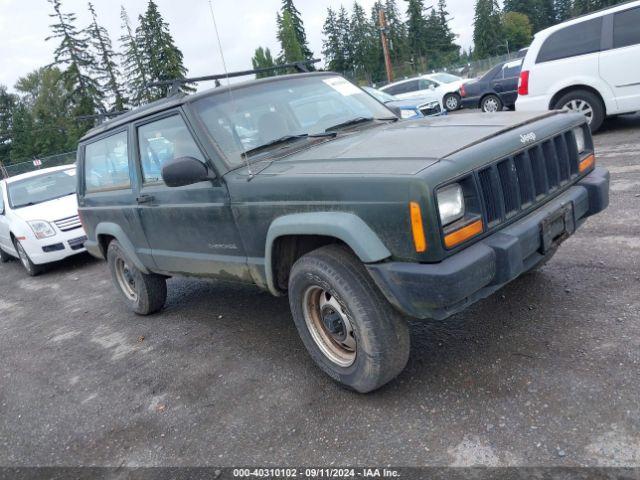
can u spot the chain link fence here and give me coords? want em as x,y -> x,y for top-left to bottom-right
0,151 -> 77,179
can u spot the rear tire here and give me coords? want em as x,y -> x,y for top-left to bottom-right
481,94 -> 503,113
444,93 -> 461,112
288,245 -> 410,393
107,240 -> 167,315
554,89 -> 605,133
13,238 -> 43,276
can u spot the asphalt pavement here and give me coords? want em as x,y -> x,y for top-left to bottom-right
1,113 -> 639,467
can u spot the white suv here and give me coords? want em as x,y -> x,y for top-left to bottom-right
516,1 -> 640,132
0,166 -> 87,276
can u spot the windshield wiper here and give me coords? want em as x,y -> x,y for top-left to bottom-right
325,116 -> 398,133
242,133 -> 336,158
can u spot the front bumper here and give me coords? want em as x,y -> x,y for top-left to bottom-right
24,228 -> 87,265
367,167 -> 609,320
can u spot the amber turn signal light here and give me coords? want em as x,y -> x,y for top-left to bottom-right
409,202 -> 427,253
579,153 -> 595,173
444,219 -> 483,249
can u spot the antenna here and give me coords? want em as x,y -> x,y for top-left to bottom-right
206,0 -> 254,180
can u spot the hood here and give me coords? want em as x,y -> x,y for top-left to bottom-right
247,111 -> 557,177
12,193 -> 79,223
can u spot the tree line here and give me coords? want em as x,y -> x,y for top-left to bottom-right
255,0 -> 630,84
0,0 -> 190,165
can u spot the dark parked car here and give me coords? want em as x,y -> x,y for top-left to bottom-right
460,59 -> 523,112
77,71 -> 609,393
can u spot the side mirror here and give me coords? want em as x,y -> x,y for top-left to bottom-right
161,157 -> 215,188
387,105 -> 402,118
429,84 -> 436,91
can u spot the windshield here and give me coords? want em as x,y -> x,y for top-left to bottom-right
363,86 -> 396,103
431,73 -> 461,84
193,75 -> 393,167
8,168 -> 77,209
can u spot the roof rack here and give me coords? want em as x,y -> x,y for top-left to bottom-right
76,110 -> 130,123
147,59 -> 322,97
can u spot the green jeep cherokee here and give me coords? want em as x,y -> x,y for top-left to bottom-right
77,72 -> 609,393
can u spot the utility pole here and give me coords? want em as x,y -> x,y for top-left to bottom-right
378,8 -> 394,84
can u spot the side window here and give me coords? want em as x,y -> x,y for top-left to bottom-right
419,79 -> 437,90
401,80 -> 420,93
503,63 -> 522,79
537,18 -> 603,63
84,131 -> 130,193
382,83 -> 405,96
613,7 -> 640,49
137,115 -> 205,184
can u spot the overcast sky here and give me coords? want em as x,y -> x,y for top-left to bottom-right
0,0 -> 477,92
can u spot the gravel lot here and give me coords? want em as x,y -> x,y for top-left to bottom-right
1,114 -> 639,467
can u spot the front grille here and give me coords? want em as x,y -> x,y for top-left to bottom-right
477,131 -> 580,228
68,236 -> 87,250
54,214 -> 81,232
419,103 -> 442,117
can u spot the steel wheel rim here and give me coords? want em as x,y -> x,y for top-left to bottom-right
562,99 -> 594,124
302,286 -> 356,367
16,242 -> 30,270
484,98 -> 499,112
115,257 -> 138,301
446,96 -> 458,110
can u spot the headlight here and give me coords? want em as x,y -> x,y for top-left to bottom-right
28,220 -> 56,239
400,109 -> 416,119
573,127 -> 586,154
437,184 -> 464,226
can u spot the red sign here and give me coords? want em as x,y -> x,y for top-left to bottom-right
33,159 -> 42,167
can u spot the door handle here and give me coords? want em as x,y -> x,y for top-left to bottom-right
136,194 -> 154,205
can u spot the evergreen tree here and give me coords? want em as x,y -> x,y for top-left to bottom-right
349,1 -> 379,82
405,0 -> 429,69
120,6 -> 149,106
473,0 -> 503,59
86,2 -> 125,111
424,0 -> 460,69
555,0 -> 573,21
136,0 -> 191,101
0,86 -> 16,164
278,10 -> 305,65
337,6 -> 352,71
322,7 -> 348,72
46,0 -> 104,126
280,0 -> 313,60
251,47 -> 277,78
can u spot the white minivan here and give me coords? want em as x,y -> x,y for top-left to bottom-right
0,165 -> 87,276
516,1 -> 640,132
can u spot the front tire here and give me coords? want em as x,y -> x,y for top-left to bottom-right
107,240 -> 167,315
288,245 -> 410,393
13,238 -> 43,276
554,89 -> 605,133
481,94 -> 503,113
444,93 -> 461,112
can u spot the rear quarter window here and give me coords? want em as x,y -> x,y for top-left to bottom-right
613,7 -> 640,49
84,131 -> 130,193
537,17 -> 603,63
